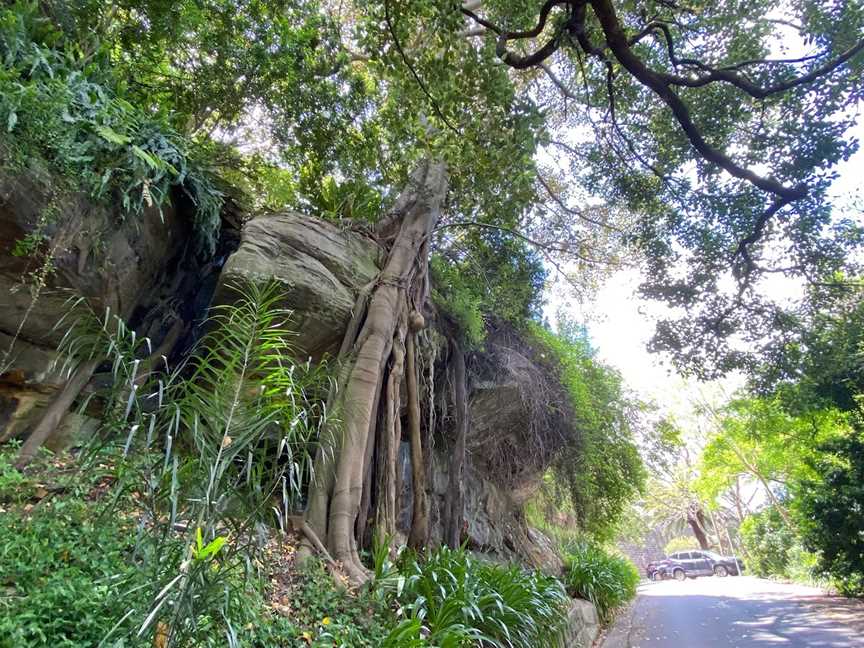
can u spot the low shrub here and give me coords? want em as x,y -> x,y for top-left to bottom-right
738,508 -> 828,589
561,540 -> 639,624
739,508 -> 796,578
377,545 -> 570,647
0,502 -> 140,646
0,448 -> 150,647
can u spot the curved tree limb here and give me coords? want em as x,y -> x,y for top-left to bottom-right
587,0 -> 806,201
462,1 -> 572,69
631,20 -> 864,98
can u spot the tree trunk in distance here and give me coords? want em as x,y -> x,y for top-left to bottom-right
687,505 -> 710,550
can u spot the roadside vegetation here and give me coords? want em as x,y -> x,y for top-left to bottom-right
624,292 -> 864,598
561,540 -> 641,624
693,294 -> 864,596
2,0 -> 863,645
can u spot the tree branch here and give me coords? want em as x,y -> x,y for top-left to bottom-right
635,20 -> 864,99
461,0 -> 572,69
536,173 -> 623,232
588,0 -> 806,201
435,220 -> 619,267
384,0 -> 461,135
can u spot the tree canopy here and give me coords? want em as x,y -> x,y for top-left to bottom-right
10,0 -> 862,374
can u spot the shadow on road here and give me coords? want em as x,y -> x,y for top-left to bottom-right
602,577 -> 864,648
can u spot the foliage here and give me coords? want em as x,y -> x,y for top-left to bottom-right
376,545 -> 570,648
47,280 -> 329,645
0,444 -> 395,648
439,0 -> 864,376
663,536 -> 700,556
737,507 -> 824,587
526,319 -> 646,540
794,426 -> 864,596
0,443 -> 29,502
306,175 -> 381,224
694,290 -> 864,597
739,508 -> 797,578
696,397 -> 848,509
431,238 -> 547,347
0,1 -> 223,253
0,453 -> 152,647
783,543 -> 824,589
561,540 -> 640,624
8,0 -> 864,378
40,0 -> 363,147
757,287 -> 864,414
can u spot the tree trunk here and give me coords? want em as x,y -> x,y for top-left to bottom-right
16,357 -> 100,468
406,331 -> 429,548
304,161 -> 448,582
374,312 -> 406,542
707,508 -> 725,554
444,338 -> 468,548
687,504 -> 710,550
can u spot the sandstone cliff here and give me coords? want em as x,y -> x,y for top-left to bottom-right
0,173 -> 567,570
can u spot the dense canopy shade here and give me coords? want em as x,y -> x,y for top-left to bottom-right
449,0 -> 864,375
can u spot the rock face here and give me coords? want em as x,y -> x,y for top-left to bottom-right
388,325 -> 574,573
213,213 -> 383,360
0,159 -> 233,443
392,439 -> 561,570
1,165 -> 186,351
564,599 -> 601,648
2,186 -> 564,571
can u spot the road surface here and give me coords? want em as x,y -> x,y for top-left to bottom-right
601,576 -> 864,648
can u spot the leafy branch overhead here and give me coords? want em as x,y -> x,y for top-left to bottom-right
450,0 -> 863,374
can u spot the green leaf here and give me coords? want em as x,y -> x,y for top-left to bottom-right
6,111 -> 16,132
200,536 -> 226,559
130,145 -> 164,171
94,125 -> 130,145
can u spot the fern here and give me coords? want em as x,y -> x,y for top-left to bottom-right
54,280 -> 328,646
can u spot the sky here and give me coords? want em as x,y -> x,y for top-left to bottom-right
552,115 -> 864,425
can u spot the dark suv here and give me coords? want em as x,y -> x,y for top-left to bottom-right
648,550 -> 743,581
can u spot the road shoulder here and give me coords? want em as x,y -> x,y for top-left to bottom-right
595,586 -> 644,648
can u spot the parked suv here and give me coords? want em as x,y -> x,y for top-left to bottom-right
648,550 -> 743,581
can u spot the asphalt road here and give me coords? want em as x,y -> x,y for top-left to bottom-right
601,576 -> 864,648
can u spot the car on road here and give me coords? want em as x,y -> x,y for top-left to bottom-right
647,550 -> 743,581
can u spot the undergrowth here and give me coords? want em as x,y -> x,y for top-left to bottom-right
0,445 -> 395,648
376,544 -> 570,647
560,539 -> 640,624
0,2 -> 222,254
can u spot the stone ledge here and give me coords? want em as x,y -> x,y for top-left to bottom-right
565,598 -> 600,648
